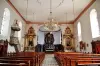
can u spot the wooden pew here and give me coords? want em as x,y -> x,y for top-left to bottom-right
0,63 -> 28,66
55,52 -> 100,66
67,57 -> 100,66
0,59 -> 30,66
0,57 -> 35,66
54,52 -> 83,66
0,52 -> 45,66
74,57 -> 100,66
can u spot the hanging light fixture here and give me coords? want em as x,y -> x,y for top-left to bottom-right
26,0 -> 28,20
39,0 -> 60,32
72,0 -> 75,19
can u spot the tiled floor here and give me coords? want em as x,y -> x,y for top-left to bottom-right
42,54 -> 59,66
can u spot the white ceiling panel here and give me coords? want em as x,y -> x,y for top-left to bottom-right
10,0 -> 91,23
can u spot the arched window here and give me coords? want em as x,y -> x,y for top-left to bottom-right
77,22 -> 82,41
1,8 -> 10,36
18,21 -> 22,42
90,9 -> 100,38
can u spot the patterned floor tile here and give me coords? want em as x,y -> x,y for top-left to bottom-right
42,54 -> 59,66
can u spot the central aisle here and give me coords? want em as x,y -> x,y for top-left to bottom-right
42,54 -> 59,66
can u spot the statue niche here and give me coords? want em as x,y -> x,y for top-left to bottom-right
24,27 -> 36,51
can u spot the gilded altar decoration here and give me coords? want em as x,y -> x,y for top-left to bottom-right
24,27 -> 36,51
63,27 -> 74,50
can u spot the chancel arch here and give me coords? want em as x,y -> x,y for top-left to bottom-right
36,26 -> 63,52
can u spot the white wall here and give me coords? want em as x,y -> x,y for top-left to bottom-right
37,31 -> 62,45
0,0 -> 26,52
74,0 -> 100,53
26,24 -> 74,51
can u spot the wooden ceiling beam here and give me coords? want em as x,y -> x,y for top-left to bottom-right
6,0 -> 27,23
73,0 -> 96,23
26,21 -> 74,25
6,0 -> 96,24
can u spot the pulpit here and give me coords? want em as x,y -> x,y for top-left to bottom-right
91,40 -> 100,54
9,20 -> 20,52
24,27 -> 36,51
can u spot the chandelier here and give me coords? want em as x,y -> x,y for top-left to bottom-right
39,0 -> 61,32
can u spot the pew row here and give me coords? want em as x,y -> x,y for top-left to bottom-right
0,59 -> 30,66
54,52 -> 100,66
0,52 -> 45,66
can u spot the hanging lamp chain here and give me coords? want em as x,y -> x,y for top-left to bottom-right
26,0 -> 29,20
72,0 -> 75,19
49,0 -> 53,22
66,13 -> 67,22
50,0 -> 52,14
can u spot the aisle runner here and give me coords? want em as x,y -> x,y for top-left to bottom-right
42,54 -> 59,66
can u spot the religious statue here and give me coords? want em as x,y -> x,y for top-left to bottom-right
63,27 -> 73,49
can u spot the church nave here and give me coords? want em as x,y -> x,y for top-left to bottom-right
0,0 -> 100,66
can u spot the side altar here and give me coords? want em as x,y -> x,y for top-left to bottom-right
24,27 -> 36,51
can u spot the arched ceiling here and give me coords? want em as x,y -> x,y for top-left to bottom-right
9,0 -> 91,23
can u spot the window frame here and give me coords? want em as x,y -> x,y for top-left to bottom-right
90,9 -> 100,38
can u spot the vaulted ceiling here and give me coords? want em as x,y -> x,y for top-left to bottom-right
8,0 -> 93,23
